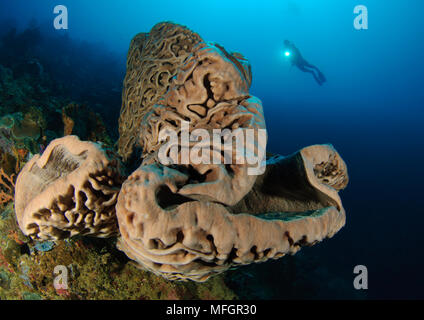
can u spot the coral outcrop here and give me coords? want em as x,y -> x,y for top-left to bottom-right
14,136 -> 125,240
0,108 -> 47,177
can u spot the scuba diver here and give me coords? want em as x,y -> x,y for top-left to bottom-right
283,40 -> 326,85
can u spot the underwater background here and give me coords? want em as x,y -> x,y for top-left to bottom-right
0,0 -> 423,299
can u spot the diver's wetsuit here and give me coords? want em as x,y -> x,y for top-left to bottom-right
284,40 -> 326,85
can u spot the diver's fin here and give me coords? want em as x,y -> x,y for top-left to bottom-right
318,71 -> 327,83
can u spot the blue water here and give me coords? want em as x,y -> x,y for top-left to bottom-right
1,0 -> 423,299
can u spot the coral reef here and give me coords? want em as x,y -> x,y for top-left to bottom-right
0,62 -> 55,118
4,21 -> 350,297
0,24 -> 124,134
